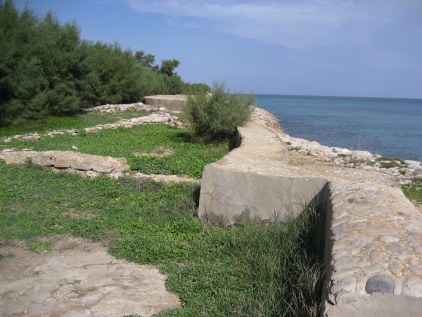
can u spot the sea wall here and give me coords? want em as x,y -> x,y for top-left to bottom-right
198,120 -> 326,224
198,107 -> 422,315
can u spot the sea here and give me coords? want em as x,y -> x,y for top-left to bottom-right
255,95 -> 422,162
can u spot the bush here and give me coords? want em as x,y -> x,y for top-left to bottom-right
182,82 -> 210,95
0,0 -> 206,127
182,82 -> 253,141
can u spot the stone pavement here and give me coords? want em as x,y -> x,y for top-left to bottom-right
0,236 -> 180,317
322,181 -> 422,315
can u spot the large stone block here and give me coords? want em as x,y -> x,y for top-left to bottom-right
198,164 -> 326,225
143,95 -> 187,112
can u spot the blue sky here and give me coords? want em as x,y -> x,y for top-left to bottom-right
15,0 -> 422,99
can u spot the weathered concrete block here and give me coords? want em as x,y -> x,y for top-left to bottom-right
144,95 -> 187,112
198,164 -> 326,225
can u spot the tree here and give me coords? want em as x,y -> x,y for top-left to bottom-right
160,59 -> 180,76
0,1 -> 207,126
134,50 -> 156,69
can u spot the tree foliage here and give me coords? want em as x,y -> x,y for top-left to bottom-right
0,0 -> 208,127
160,59 -> 180,76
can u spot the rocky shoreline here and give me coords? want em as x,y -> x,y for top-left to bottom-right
252,107 -> 422,184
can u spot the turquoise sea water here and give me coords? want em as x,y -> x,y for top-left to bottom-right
255,95 -> 422,161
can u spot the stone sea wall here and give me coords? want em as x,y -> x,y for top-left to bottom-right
198,106 -> 422,315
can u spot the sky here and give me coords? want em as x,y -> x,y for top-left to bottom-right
14,0 -> 422,99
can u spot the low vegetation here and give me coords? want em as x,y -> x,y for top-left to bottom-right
402,181 -> 422,205
0,161 -> 324,316
375,156 -> 407,169
2,124 -> 229,178
0,110 -> 147,138
182,82 -> 253,141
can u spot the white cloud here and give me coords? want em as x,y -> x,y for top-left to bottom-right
120,0 -> 422,56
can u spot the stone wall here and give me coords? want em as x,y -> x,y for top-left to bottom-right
197,107 -> 422,314
197,119 -> 325,225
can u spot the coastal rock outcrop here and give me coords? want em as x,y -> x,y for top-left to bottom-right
279,133 -> 422,183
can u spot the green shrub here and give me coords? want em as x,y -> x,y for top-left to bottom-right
0,0 -> 206,127
182,82 -> 253,141
182,82 -> 210,95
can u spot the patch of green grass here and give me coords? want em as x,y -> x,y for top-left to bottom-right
336,153 -> 348,158
0,252 -> 15,260
28,240 -> 53,253
0,161 -> 324,316
375,156 -> 407,169
402,182 -> 422,205
4,124 -> 229,178
0,110 -> 147,138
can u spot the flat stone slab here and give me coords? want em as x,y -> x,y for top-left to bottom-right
0,150 -> 129,178
0,236 -> 180,317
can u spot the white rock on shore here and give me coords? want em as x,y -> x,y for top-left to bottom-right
278,129 -> 421,183
252,107 -> 421,183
